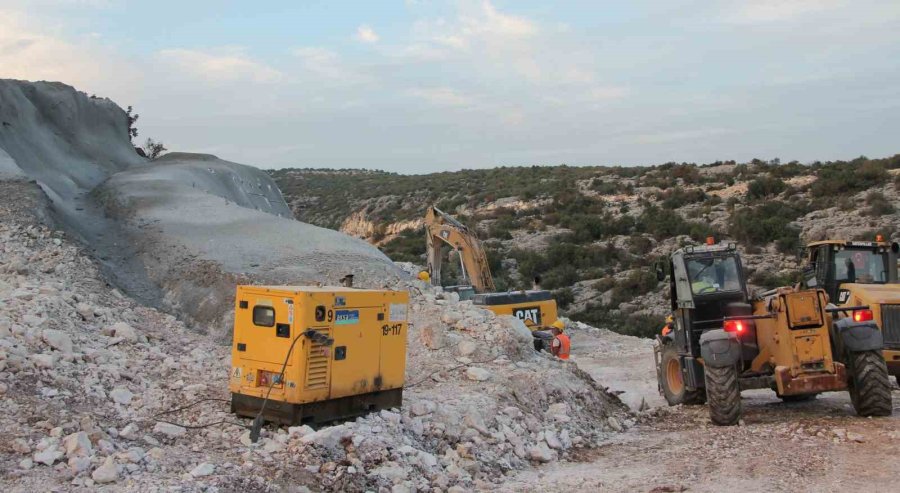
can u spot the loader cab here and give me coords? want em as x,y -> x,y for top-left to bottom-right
656,240 -> 752,402
670,243 -> 748,331
805,240 -> 899,304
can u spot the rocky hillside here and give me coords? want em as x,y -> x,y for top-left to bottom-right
272,156 -> 900,337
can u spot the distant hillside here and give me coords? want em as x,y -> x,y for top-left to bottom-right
270,155 -> 900,337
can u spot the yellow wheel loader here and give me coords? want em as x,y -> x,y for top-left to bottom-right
802,237 -> 900,383
654,238 -> 893,426
423,205 -> 559,349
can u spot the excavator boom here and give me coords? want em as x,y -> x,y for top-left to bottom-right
425,206 -> 496,292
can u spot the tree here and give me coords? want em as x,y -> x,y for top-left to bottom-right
126,106 -> 139,141
143,138 -> 167,159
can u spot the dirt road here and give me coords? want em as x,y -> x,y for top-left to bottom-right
503,326 -> 900,492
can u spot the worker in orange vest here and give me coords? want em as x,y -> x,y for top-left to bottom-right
550,320 -> 570,360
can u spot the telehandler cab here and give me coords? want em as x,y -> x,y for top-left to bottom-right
802,237 -> 900,383
654,238 -> 892,425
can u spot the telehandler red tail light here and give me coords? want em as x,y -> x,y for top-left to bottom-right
724,320 -> 744,333
853,309 -> 873,322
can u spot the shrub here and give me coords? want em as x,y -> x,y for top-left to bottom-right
379,227 -> 425,263
657,188 -> 707,209
143,138 -> 167,159
811,159 -> 888,197
746,175 -> 786,200
570,305 -> 661,339
541,264 -> 579,290
865,191 -> 895,216
609,269 -> 659,306
552,287 -> 575,309
730,201 -> 804,253
750,270 -> 801,290
126,105 -> 139,141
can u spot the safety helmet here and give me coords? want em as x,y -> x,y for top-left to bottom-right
417,270 -> 430,282
666,315 -> 674,323
551,319 -> 565,331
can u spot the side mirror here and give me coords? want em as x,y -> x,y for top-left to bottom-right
655,262 -> 666,282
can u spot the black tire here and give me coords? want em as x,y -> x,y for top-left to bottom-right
778,393 -> 817,402
848,350 -> 892,417
659,343 -> 705,406
704,364 -> 742,426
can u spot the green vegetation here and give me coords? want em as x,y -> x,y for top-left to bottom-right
864,191 -> 895,216
746,175 -> 786,200
270,153 -> 900,339
729,201 -> 805,253
749,269 -> 801,290
810,157 -> 890,198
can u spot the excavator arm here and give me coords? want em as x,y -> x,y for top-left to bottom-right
425,206 -> 496,293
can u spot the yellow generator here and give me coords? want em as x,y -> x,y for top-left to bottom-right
229,285 -> 409,425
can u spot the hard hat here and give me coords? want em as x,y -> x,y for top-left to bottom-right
417,270 -> 430,281
666,315 -> 674,323
551,320 -> 565,331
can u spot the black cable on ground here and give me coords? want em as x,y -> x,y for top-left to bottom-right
249,331 -> 307,442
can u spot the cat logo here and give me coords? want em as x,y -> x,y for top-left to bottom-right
513,306 -> 541,326
838,289 -> 851,304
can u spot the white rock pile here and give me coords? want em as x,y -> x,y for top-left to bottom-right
0,181 -> 629,492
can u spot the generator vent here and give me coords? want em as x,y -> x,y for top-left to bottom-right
305,328 -> 331,390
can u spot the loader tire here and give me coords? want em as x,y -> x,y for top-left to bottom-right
704,364 -> 741,426
659,343 -> 704,406
848,350 -> 892,417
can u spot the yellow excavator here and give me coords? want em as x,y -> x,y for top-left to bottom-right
423,206 -> 559,346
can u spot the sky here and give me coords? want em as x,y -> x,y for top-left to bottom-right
1,0 -> 899,172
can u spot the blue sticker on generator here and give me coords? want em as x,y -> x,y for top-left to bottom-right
334,309 -> 359,325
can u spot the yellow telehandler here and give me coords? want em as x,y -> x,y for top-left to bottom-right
655,238 -> 892,425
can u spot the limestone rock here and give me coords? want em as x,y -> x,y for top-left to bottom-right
108,322 -> 138,342
465,367 -> 490,382
110,387 -> 133,405
63,431 -> 93,458
190,462 -> 215,477
42,329 -> 73,354
153,422 -> 186,438
91,456 -> 119,483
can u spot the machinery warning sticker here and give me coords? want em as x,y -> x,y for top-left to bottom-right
390,303 -> 408,322
335,309 -> 359,325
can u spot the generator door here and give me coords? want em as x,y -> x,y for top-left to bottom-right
328,304 -> 384,398
235,296 -> 296,366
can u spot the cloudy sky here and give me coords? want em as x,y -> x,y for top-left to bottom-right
2,0 -> 899,171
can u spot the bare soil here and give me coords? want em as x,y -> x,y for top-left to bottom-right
502,328 -> 900,493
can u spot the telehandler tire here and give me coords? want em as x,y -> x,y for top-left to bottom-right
659,343 -> 704,406
704,364 -> 741,426
848,350 -> 892,417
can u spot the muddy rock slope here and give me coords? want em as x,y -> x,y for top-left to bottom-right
0,79 -> 400,332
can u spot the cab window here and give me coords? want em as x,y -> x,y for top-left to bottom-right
687,256 -> 742,295
834,249 -> 888,284
253,306 -> 275,326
